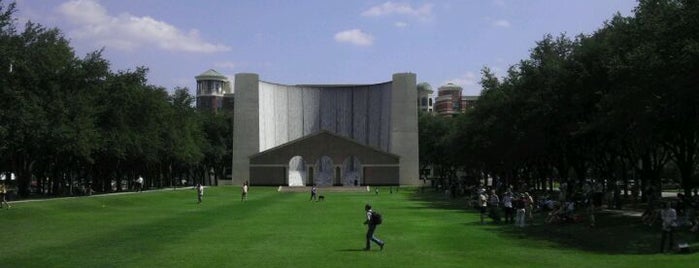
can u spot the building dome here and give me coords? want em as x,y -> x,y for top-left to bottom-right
195,69 -> 228,81
438,83 -> 462,92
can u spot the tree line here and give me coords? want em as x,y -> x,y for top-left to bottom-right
420,0 -> 699,198
0,1 -> 232,197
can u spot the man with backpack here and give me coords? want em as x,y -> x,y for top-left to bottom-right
363,204 -> 385,251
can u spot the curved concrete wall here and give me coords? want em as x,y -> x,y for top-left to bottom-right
233,73 -> 418,186
258,82 -> 392,152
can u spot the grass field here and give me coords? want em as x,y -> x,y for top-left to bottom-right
1,186 -> 697,267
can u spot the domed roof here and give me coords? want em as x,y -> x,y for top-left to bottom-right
195,69 -> 228,81
438,82 -> 462,91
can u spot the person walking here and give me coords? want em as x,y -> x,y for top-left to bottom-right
660,201 -> 677,253
136,175 -> 144,192
241,181 -> 249,201
363,204 -> 385,251
0,182 -> 10,209
196,183 -> 204,204
310,185 -> 318,201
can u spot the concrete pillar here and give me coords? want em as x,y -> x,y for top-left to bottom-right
390,73 -> 420,185
232,73 -> 260,185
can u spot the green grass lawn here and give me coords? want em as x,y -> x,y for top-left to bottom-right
1,187 -> 696,267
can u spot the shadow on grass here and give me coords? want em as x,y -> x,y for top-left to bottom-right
410,189 -> 698,255
337,248 -> 368,252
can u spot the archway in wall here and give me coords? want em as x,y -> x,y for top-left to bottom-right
288,156 -> 307,186
314,156 -> 334,186
342,156 -> 361,186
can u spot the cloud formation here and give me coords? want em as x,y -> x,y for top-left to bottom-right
334,29 -> 374,46
394,21 -> 408,28
493,0 -> 506,8
493,19 -> 511,28
57,0 -> 230,53
215,61 -> 236,69
445,71 -> 482,95
361,2 -> 433,20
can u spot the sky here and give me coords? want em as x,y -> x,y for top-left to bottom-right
13,0 -> 638,96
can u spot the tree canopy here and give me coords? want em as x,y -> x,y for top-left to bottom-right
419,0 -> 699,197
0,1 -> 232,197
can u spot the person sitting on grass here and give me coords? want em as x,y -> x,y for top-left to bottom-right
547,199 -> 576,224
540,196 -> 556,211
546,204 -> 563,224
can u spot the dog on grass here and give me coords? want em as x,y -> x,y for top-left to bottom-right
318,195 -> 325,201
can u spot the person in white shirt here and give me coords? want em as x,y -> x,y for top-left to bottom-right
479,189 -> 488,224
241,181 -> 249,201
310,185 -> 318,201
196,184 -> 204,204
660,202 -> 677,253
136,176 -> 144,192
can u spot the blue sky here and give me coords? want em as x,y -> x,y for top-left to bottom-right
14,0 -> 637,96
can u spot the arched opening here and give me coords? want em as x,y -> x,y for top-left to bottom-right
314,156 -> 334,186
342,156 -> 362,186
288,156 -> 307,186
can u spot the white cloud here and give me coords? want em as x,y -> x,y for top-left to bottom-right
492,19 -> 511,28
444,71 -> 482,95
57,0 -> 230,53
334,29 -> 374,46
215,61 -> 236,69
394,21 -> 408,27
361,2 -> 433,20
493,0 -> 506,8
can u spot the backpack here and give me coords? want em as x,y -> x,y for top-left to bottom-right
371,211 -> 383,225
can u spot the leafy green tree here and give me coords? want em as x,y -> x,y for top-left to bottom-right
200,111 -> 232,186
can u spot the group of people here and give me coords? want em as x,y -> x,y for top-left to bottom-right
477,188 -> 534,227
644,190 -> 699,252
544,180 -> 606,226
194,181 -> 248,204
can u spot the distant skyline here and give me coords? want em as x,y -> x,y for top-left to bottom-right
14,0 -> 638,96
